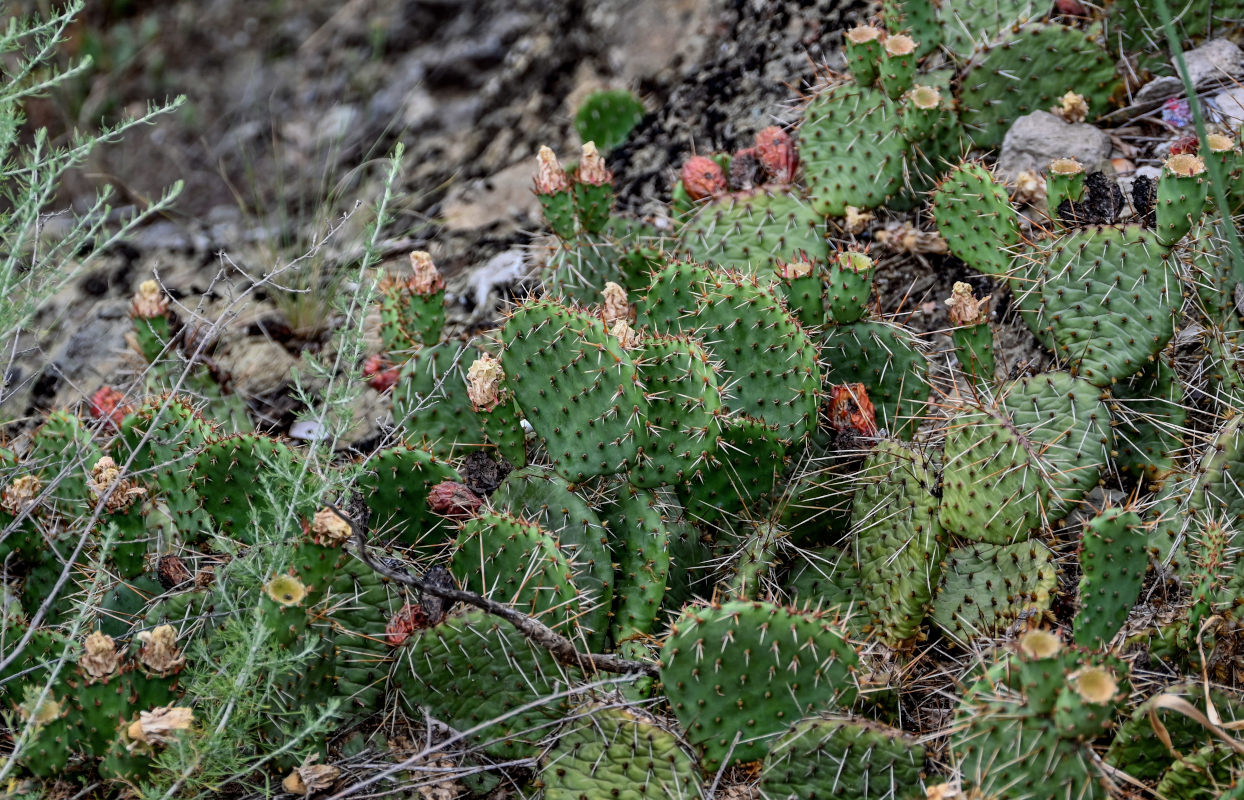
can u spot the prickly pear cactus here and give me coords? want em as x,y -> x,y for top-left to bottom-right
501,297 -> 645,481
659,600 -> 859,770
1073,506 -> 1147,649
940,371 -> 1111,544
849,439 -> 944,645
931,540 -> 1057,645
540,704 -> 703,800
759,715 -> 926,800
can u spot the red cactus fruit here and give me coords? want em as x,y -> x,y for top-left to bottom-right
89,386 -> 130,425
828,383 -> 879,437
427,480 -> 483,521
386,602 -> 432,646
754,126 -> 799,184
681,155 -> 727,200
362,355 -> 399,392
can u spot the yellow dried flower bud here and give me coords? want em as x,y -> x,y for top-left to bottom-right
0,475 -> 41,515
88,456 -> 146,513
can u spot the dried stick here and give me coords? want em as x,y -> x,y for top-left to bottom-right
326,504 -> 658,678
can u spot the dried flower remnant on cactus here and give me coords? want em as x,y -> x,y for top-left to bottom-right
1166,153 -> 1206,177
137,625 -> 186,676
80,631 -> 123,681
534,145 -> 571,194
842,205 -> 874,234
681,155 -> 727,201
282,754 -> 341,795
610,319 -> 640,349
88,456 -> 147,513
130,279 -> 168,319
1019,629 -> 1062,659
312,507 -> 353,546
409,251 -> 445,295
466,354 -> 506,411
601,281 -> 631,325
754,125 -> 799,184
1054,90 -> 1089,123
157,554 -> 193,590
829,383 -> 879,437
126,705 -> 194,750
884,34 -> 916,57
1070,666 -> 1118,703
577,141 -> 612,186
1,475 -> 42,515
946,282 -> 991,326
265,574 -> 307,607
427,480 -> 483,521
1011,170 -> 1046,205
775,257 -> 814,279
386,601 -> 433,646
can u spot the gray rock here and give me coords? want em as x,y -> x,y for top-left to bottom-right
996,111 -> 1112,179
1211,86 -> 1244,126
1136,38 -> 1243,102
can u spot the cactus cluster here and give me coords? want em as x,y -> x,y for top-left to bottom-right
15,0 -> 1244,796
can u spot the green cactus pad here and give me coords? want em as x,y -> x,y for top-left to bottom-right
600,484 -> 673,642
938,0 -> 1045,57
546,235 -> 627,304
931,540 -> 1057,645
393,340 -> 482,459
634,259 -> 716,336
452,510 -> 602,642
1106,683 -> 1244,782
931,161 -> 1021,277
574,89 -> 645,153
629,333 -> 723,488
785,547 -> 860,616
825,252 -> 874,325
801,84 -> 907,217
540,704 -> 703,800
489,466 -> 614,645
115,395 -> 215,543
323,554 -> 408,712
1107,355 -> 1187,482
356,444 -> 460,550
501,297 -> 645,481
676,188 -> 829,275
952,646 -> 1116,800
849,439 -> 944,645
955,22 -> 1118,149
759,715 -> 926,800
820,320 -> 930,441
659,600 -> 859,770
1073,507 -> 1147,649
29,410 -> 103,516
393,607 -> 573,761
940,371 -> 1111,543
191,433 -> 303,544
1015,225 -> 1179,386
692,271 -> 821,440
677,414 -> 787,528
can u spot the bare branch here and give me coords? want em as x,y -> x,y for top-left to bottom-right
325,504 -> 658,678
